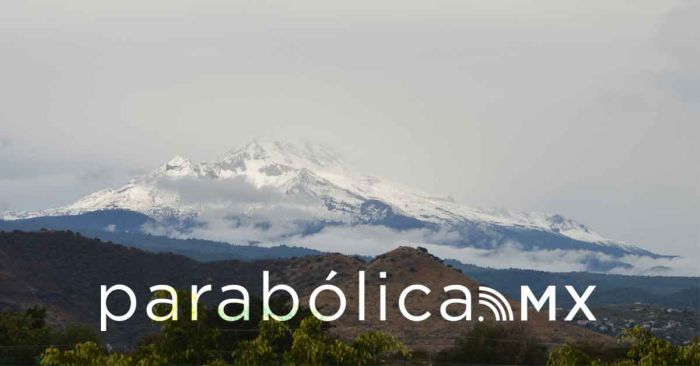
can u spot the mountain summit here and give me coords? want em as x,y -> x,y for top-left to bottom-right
2,138 -> 662,270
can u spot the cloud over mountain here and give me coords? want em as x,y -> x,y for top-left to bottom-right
4,138 -> 692,274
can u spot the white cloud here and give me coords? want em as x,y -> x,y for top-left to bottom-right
173,218 -> 699,275
0,0 -> 697,257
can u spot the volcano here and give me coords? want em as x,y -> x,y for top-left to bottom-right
1,137 -> 665,271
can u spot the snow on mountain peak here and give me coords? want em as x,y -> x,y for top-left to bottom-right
1,137 -> 649,258
220,137 -> 344,172
166,155 -> 191,168
156,155 -> 198,177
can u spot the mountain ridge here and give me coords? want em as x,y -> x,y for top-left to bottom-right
1,138 -> 666,272
0,230 -> 613,350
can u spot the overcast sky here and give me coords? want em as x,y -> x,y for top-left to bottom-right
0,0 -> 698,256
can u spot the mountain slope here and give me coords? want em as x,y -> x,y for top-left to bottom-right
0,231 -> 613,350
2,138 -> 666,271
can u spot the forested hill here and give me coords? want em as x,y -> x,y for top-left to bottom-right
0,230 -> 610,350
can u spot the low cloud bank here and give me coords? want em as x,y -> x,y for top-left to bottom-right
142,177 -> 699,276
288,225 -> 699,276
150,217 -> 697,276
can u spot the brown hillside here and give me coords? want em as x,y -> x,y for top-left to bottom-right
288,247 -> 612,350
0,231 -> 611,351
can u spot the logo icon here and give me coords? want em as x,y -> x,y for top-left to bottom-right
478,286 -> 514,321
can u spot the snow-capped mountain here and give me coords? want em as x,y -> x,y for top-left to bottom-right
3,137 -> 659,263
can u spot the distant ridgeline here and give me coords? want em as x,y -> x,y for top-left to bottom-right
0,210 -> 323,261
0,211 -> 697,310
446,260 -> 699,309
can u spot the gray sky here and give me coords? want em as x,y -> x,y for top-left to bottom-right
0,0 -> 698,256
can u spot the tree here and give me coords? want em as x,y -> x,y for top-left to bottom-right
129,289 -> 221,365
27,291 -> 408,366
51,324 -> 99,349
233,320 -> 292,366
438,323 -> 547,365
285,317 -> 332,365
677,338 -> 700,366
41,342 -> 132,366
349,331 -> 409,365
0,307 -> 51,365
622,326 -> 678,366
547,327 -> 700,366
233,316 -> 408,366
547,344 -> 593,366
